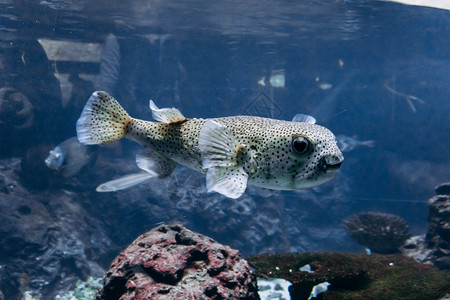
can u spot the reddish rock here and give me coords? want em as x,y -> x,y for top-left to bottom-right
96,224 -> 259,300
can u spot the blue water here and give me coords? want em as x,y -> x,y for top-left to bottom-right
1,0 -> 449,298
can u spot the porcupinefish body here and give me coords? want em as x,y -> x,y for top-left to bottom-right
76,91 -> 343,198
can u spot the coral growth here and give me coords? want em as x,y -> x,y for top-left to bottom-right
343,212 -> 410,254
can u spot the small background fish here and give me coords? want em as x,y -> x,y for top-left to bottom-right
45,136 -> 96,177
336,134 -> 375,152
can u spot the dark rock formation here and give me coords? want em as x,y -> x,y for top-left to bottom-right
96,224 -> 259,300
0,158 -> 111,300
402,183 -> 450,271
343,211 -> 410,254
426,193 -> 450,269
435,182 -> 450,196
248,252 -> 450,300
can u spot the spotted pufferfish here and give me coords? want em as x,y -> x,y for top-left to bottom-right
76,91 -> 344,198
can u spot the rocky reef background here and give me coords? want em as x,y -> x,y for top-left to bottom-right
1,152 -> 450,299
0,152 -> 356,299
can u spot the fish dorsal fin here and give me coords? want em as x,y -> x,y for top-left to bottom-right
149,100 -> 186,123
292,114 -> 316,124
136,151 -> 177,178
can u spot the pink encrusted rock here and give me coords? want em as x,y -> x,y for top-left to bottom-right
96,224 -> 259,299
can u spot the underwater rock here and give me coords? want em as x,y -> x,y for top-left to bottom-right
247,252 -> 450,300
343,211 -> 411,254
435,182 -> 450,196
0,39 -> 66,159
401,235 -> 433,265
401,185 -> 450,271
425,193 -> 450,270
426,194 -> 450,247
0,189 -> 108,299
95,223 -> 259,300
257,277 -> 292,300
0,88 -> 34,130
0,158 -> 111,299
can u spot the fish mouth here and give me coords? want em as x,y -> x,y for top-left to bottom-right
294,157 -> 342,188
319,155 -> 344,173
45,157 -> 57,169
326,161 -> 343,171
293,154 -> 344,188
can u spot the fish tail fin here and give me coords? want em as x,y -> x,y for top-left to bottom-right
76,91 -> 131,145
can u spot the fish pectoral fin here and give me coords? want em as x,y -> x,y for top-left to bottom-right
292,114 -> 316,124
199,120 -> 248,198
198,120 -> 241,169
205,166 -> 248,199
149,100 -> 186,123
136,151 -> 177,178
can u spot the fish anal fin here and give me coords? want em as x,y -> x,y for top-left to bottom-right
149,100 -> 186,123
136,151 -> 177,178
206,166 -> 248,199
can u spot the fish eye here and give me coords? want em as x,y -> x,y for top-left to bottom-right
292,137 -> 310,154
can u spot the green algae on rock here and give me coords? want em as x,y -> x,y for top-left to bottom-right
247,252 -> 450,300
